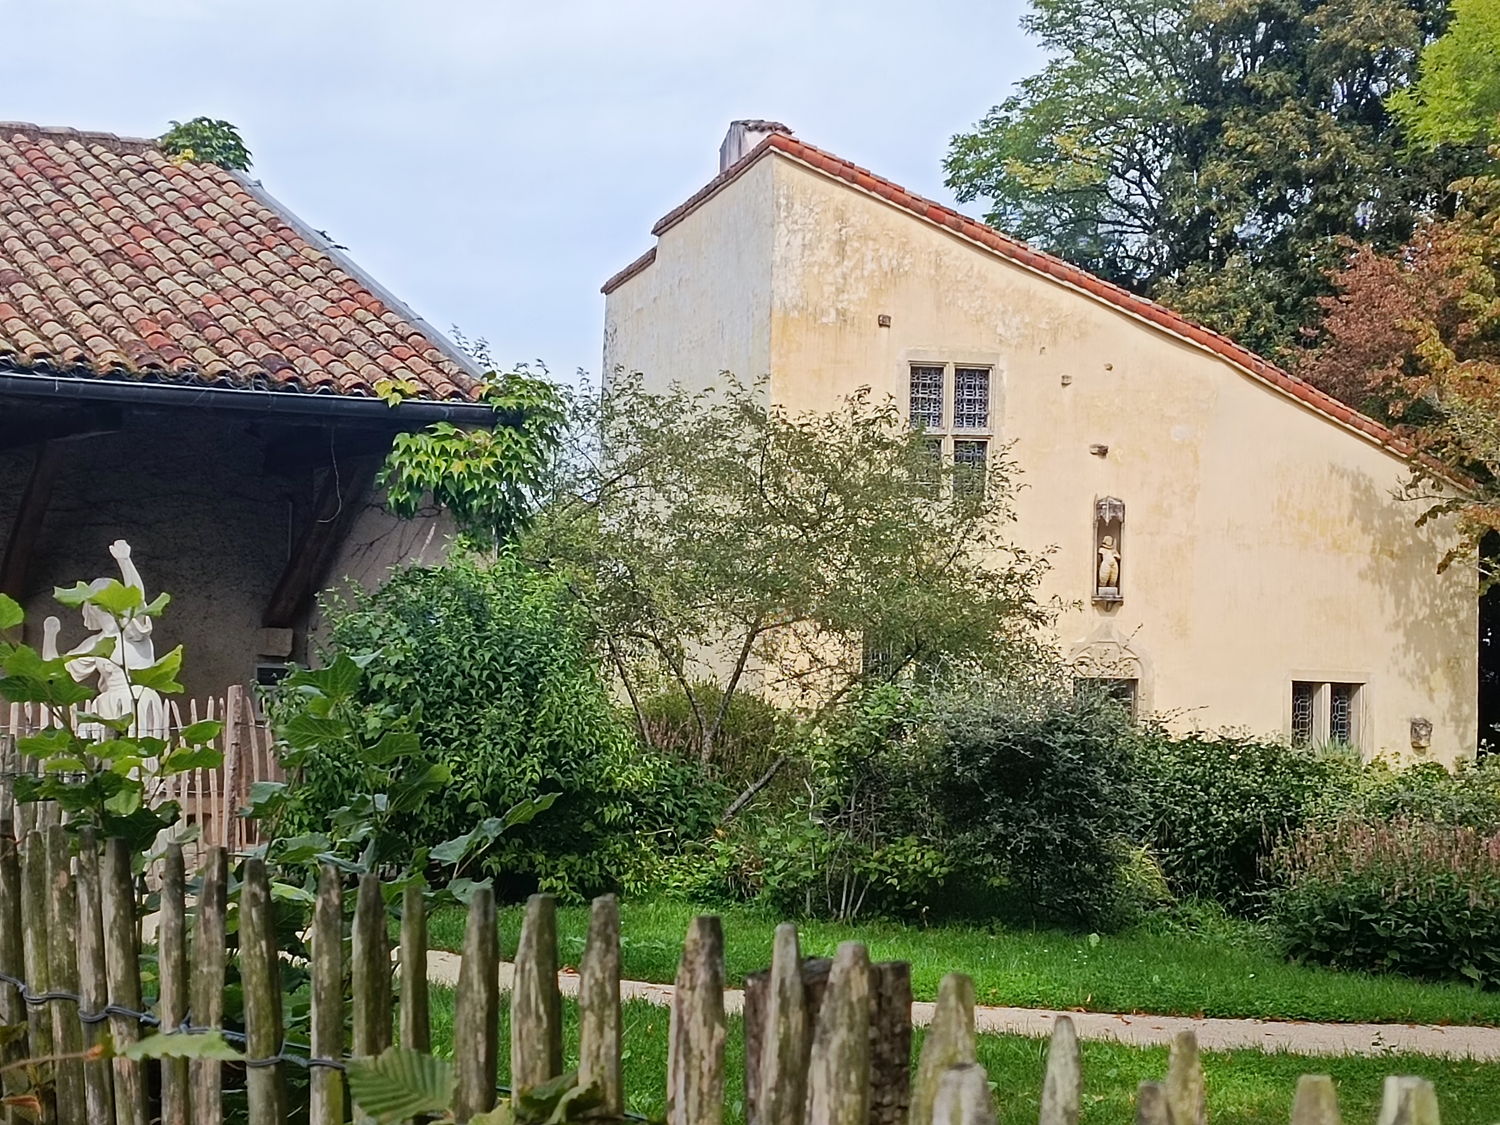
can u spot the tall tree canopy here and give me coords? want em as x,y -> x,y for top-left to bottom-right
1389,0 -> 1500,150
944,0 -> 1460,359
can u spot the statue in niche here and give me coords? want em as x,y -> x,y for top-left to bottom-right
41,540 -> 169,742
1093,496 -> 1125,602
1097,535 -> 1121,592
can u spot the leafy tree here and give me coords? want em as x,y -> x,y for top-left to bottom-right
272,555 -> 718,896
1390,0 -> 1500,150
525,375 -> 1056,766
1296,171 -> 1500,577
944,0 -> 1460,358
380,367 -> 567,550
158,117 -> 252,171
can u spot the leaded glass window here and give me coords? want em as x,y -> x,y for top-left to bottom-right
1291,682 -> 1316,746
953,439 -> 987,497
1330,683 -> 1358,745
909,365 -> 944,429
953,367 -> 990,430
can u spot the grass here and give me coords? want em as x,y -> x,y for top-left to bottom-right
425,897 -> 1500,1027
427,988 -> 1500,1125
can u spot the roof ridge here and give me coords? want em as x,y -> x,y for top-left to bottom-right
615,131 -> 1418,465
0,120 -> 159,155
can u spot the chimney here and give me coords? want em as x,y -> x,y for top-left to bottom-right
719,119 -> 793,172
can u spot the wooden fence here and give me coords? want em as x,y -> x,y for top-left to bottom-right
0,834 -> 1451,1124
0,683 -> 281,864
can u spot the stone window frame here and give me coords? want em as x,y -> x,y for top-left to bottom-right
904,355 -> 1000,489
1287,674 -> 1367,750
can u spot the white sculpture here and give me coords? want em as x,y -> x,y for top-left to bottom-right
41,540 -> 169,742
1096,534 -> 1121,594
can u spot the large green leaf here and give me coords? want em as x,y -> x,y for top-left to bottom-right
130,646 -> 184,694
123,1030 -> 242,1061
347,1046 -> 455,1125
0,595 -> 22,631
364,730 -> 421,766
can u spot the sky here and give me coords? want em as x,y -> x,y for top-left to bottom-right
3,0 -> 1041,380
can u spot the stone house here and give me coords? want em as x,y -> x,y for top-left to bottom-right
602,121 -> 1479,763
0,122 -> 493,698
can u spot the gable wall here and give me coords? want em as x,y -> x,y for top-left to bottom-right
603,158 -> 777,396
761,157 -> 1475,761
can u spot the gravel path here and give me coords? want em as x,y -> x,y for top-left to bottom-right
423,952 -> 1500,1060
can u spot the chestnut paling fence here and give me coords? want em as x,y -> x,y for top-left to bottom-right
0,683 -> 281,862
0,833 -> 1455,1124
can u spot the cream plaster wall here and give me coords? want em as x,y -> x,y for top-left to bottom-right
602,158 -> 776,394
604,151 -> 1478,763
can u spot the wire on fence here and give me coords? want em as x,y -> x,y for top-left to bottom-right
0,968 -> 651,1119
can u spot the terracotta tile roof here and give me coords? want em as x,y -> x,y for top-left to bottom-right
0,122 -> 482,402
606,131 -> 1417,462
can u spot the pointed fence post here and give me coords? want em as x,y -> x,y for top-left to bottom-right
452,885 -> 499,1122
44,825 -> 83,1125
668,915 -> 726,1125
807,941 -> 872,1125
241,857 -> 286,1125
578,893 -> 623,1118
931,1064 -> 996,1125
1135,1081 -> 1170,1125
20,830 -> 51,1079
512,893 -> 563,1094
352,873 -> 391,1058
0,837 -> 25,1117
753,923 -> 811,1125
1291,1076 -> 1343,1125
1039,1016 -> 1081,1125
910,973 -> 976,1125
310,866 -> 346,1125
1165,1029 -> 1206,1125
73,831 -> 113,1125
103,836 -> 148,1125
1376,1077 -> 1440,1125
191,847 -> 228,1125
870,960 -> 913,1125
158,843 -> 190,1125
399,883 -> 430,1053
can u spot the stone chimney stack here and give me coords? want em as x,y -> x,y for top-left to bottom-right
719,119 -> 793,172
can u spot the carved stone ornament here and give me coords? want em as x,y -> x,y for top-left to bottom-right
1410,717 -> 1433,753
1093,496 -> 1125,602
1069,639 -> 1143,681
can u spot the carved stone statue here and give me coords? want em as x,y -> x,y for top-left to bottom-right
1097,535 -> 1121,593
41,540 -> 169,742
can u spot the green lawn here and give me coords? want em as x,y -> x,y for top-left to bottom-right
425,898 -> 1500,1027
427,989 -> 1500,1125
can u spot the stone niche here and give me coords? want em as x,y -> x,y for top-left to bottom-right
1093,496 -> 1124,603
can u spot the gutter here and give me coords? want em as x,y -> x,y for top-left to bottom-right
0,370 -> 503,426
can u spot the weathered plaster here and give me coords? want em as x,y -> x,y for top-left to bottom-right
602,151 -> 1478,763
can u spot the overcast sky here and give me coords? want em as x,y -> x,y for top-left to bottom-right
5,0 -> 1040,380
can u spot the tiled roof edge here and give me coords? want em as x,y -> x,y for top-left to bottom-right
601,247 -> 657,295
628,132 -> 1421,467
234,175 -> 488,395
0,121 -> 159,155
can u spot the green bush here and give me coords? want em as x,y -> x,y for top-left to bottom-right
927,686 -> 1139,930
1270,819 -> 1500,987
1129,732 -> 1356,914
277,555 -> 721,897
637,682 -> 791,788
1312,757 -> 1500,831
653,684 -> 950,921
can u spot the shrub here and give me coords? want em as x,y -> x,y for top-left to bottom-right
927,686 -> 1139,930
1270,819 -> 1500,987
1312,756 -> 1500,832
654,683 -> 950,921
1129,732 -> 1356,914
637,682 -> 791,789
275,555 -> 721,897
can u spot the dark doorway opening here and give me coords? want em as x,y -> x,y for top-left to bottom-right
1479,534 -> 1500,755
